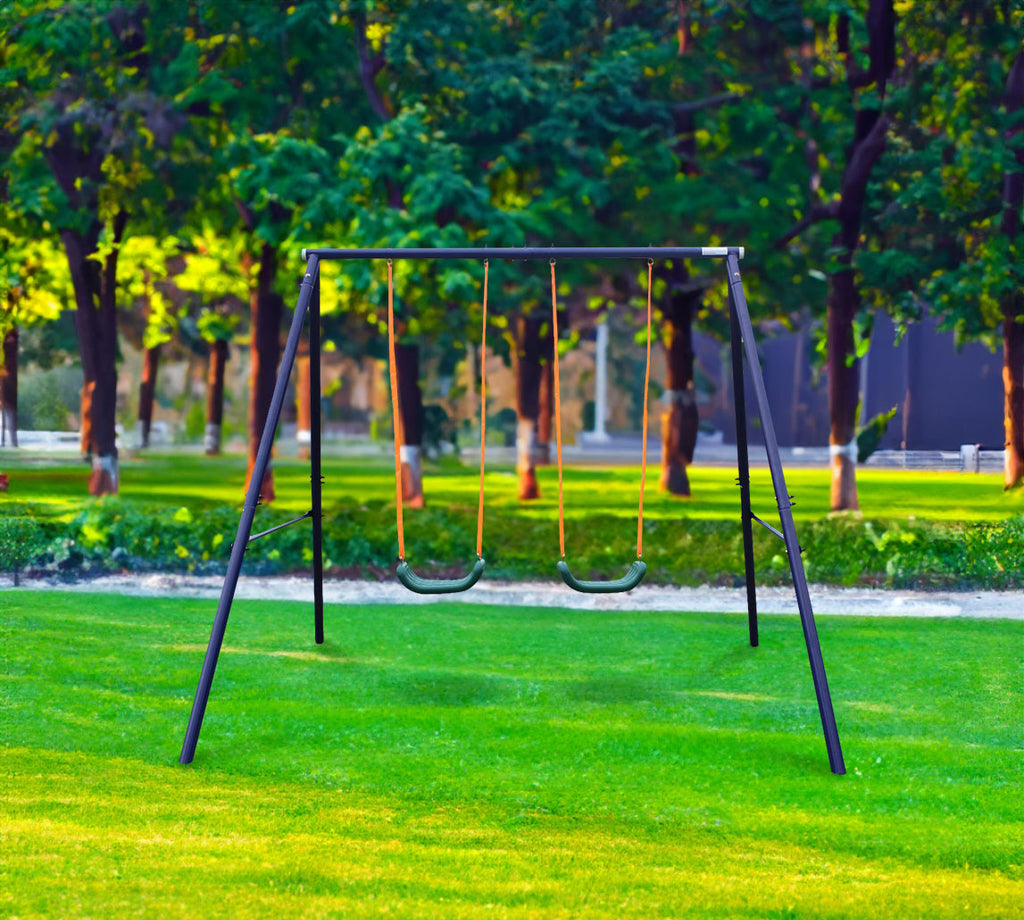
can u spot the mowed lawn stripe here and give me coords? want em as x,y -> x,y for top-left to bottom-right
3,749 -> 1019,919
2,452 -> 1021,521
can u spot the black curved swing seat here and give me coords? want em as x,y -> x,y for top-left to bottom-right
387,257 -> 491,597
549,257 -> 653,597
396,557 -> 486,595
556,559 -> 647,594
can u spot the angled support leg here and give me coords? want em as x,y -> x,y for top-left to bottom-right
179,255 -> 322,765
309,277 -> 325,644
729,296 -> 758,647
725,254 -> 846,776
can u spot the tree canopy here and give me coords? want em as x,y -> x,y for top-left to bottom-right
2,0 -> 1022,490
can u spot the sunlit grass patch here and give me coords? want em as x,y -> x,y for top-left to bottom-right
2,591 -> 1021,917
1,451 -> 1019,521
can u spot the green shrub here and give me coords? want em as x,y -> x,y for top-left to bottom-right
183,402 -> 207,443
0,516 -> 45,585
17,366 -> 79,431
2,498 -> 1023,590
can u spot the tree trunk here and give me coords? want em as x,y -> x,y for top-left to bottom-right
79,379 -> 95,458
205,338 -> 228,456
1000,52 -> 1024,489
68,242 -> 99,460
660,267 -> 700,496
1004,306 -> 1024,487
514,315 -> 543,499
62,213 -> 125,496
295,336 -> 311,461
1,327 -> 18,447
395,342 -> 424,507
824,3 -> 893,510
88,215 -> 123,496
137,343 -> 160,449
246,244 -> 282,502
827,263 -> 861,510
536,332 -> 554,466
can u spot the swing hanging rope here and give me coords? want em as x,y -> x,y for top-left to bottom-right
637,258 -> 653,557
476,260 -> 488,558
386,259 -> 488,592
551,258 -> 653,592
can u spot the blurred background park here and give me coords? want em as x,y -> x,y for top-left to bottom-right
1,0 -> 1022,511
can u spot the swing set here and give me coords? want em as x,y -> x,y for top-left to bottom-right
386,256 -> 654,595
178,246 -> 846,776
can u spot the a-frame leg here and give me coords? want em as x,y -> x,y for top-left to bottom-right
309,278 -> 325,644
729,297 -> 759,647
725,254 -> 846,775
179,255 -> 322,765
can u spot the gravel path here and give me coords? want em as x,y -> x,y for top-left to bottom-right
5,573 -> 1021,619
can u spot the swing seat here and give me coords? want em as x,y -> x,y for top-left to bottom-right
396,557 -> 485,595
557,559 -> 647,594
387,258 -> 491,598
548,259 -> 653,596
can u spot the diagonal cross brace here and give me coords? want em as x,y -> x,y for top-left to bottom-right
179,257 -> 321,765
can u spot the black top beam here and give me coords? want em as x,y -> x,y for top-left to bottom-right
300,246 -> 744,261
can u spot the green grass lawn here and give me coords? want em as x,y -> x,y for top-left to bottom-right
2,449 -> 1022,522
2,591 -> 1021,918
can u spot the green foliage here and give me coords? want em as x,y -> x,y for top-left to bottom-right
16,365 -> 79,430
856,405 -> 898,464
859,4 -> 1023,342
118,235 -> 185,349
174,229 -> 250,309
421,403 -> 459,458
182,402 -> 207,444
0,515 -> 44,584
3,0 -> 213,235
14,314 -> 80,369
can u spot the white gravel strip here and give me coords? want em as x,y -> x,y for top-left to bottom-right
4,574 -> 1021,619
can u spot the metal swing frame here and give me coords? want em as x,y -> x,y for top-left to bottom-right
178,245 -> 846,776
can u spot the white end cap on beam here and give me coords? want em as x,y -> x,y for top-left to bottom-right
700,246 -> 746,259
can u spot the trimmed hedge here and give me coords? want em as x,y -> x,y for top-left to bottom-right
3,498 -> 1023,590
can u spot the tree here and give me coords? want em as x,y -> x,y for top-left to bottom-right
0,238 -> 68,445
1000,53 -> 1024,488
0,43 -> 20,447
2,0 -> 210,493
185,0 -> 363,501
857,2 -> 1023,488
2,35 -> 72,445
174,229 -> 248,456
765,0 -> 896,511
463,2 -> 823,498
115,235 -> 182,448
512,315 -> 549,499
332,3 -> 730,503
332,2 -> 520,505
231,136 -> 330,502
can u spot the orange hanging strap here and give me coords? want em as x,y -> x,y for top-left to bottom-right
637,260 -> 653,559
386,260 -> 405,561
550,260 -> 566,559
476,261 -> 488,558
